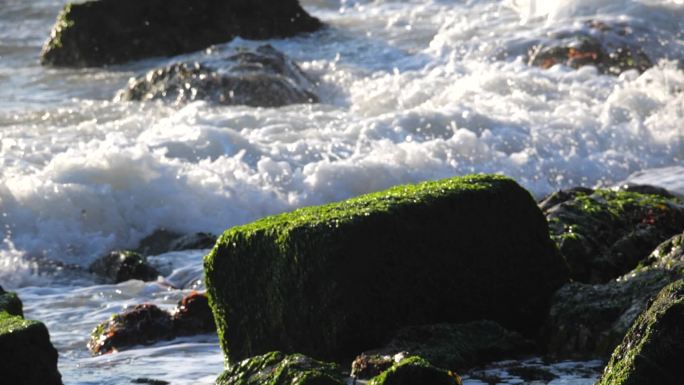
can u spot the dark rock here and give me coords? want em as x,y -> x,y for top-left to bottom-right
506,366 -> 558,382
352,353 -> 399,380
0,298 -> 62,385
367,356 -> 461,385
215,351 -> 345,385
359,321 -> 534,373
205,175 -> 568,362
171,292 -> 215,335
136,229 -> 217,256
88,250 -> 160,283
538,187 -> 594,212
615,184 -> 676,199
116,45 -> 318,107
168,232 -> 217,251
543,231 -> 684,358
595,279 -> 684,385
41,0 -> 322,67
545,188 -> 684,283
0,286 -> 23,317
528,20 -> 653,75
131,379 -> 169,385
87,304 -> 174,355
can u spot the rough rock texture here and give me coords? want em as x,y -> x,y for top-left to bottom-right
352,353 -> 400,380
215,351 -> 345,385
368,356 -> 461,385
136,229 -> 217,256
88,250 -> 160,283
171,291 -> 215,336
544,231 -> 684,358
595,279 -> 684,385
528,20 -> 652,75
41,0 -> 323,67
116,45 -> 319,107
205,175 -> 568,362
544,188 -> 684,283
0,295 -> 62,385
360,321 -> 534,373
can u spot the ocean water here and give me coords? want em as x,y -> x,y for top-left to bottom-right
1,0 -> 683,383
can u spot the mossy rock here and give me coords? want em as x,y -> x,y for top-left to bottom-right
0,286 -> 23,317
595,279 -> 684,385
205,174 -> 568,362
368,356 -> 461,385
215,351 -> 345,385
0,305 -> 62,384
544,188 -> 684,283
40,0 -> 322,67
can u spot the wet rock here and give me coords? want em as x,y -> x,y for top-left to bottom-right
595,279 -> 684,385
136,229 -> 217,256
368,356 -> 461,385
41,0 -> 322,67
88,250 -> 160,283
205,175 -> 569,362
131,379 -> 169,385
358,321 -> 534,374
215,351 -> 345,385
538,187 -> 594,212
528,20 -> 653,75
88,304 -> 174,355
544,188 -> 684,283
171,291 -> 215,336
116,45 -> 318,107
0,294 -> 62,385
543,231 -> 684,358
351,353 -> 399,380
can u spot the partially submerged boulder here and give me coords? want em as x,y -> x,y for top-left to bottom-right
171,291 -> 215,336
595,279 -> 684,385
88,250 -> 160,283
205,175 -> 568,362
116,45 -> 318,107
136,229 -> 217,256
544,188 -> 684,283
41,0 -> 322,67
0,292 -> 62,385
215,351 -> 345,385
358,321 -> 534,373
368,356 -> 461,385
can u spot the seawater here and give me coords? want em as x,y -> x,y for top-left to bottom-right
1,0 -> 683,383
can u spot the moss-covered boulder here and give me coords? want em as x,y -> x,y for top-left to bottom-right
358,321 -> 534,374
368,356 -> 461,385
0,295 -> 62,385
40,0 -> 322,67
215,351 -> 345,385
544,188 -> 684,283
88,250 -> 160,283
595,279 -> 684,385
205,175 -> 568,362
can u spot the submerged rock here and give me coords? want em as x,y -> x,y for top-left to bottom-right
88,250 -> 160,283
544,187 -> 684,283
368,356 -> 461,385
41,0 -> 322,67
528,20 -> 653,75
0,293 -> 62,385
215,351 -> 345,385
116,45 -> 318,107
595,279 -> 684,385
136,229 -> 217,256
358,321 -> 534,374
205,175 -> 568,362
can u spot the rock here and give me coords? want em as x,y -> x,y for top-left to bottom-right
543,231 -> 684,358
538,187 -> 594,212
0,296 -> 62,385
595,279 -> 684,385
544,188 -> 684,283
528,20 -> 653,75
40,0 -> 322,67
136,229 -> 217,256
0,286 -> 23,317
171,291 -> 215,336
215,351 -> 345,385
368,356 -> 461,385
352,354 -> 400,380
88,304 -> 174,355
359,321 -> 534,374
88,250 -> 160,283
205,175 -> 568,362
116,45 -> 319,107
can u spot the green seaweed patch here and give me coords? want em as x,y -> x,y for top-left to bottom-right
44,3 -> 75,51
369,356 -> 461,385
0,311 -> 40,335
0,290 -> 23,317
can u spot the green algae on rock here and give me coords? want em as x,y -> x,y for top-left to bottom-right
368,356 -> 461,385
0,297 -> 62,384
595,279 -> 684,385
40,0 -> 323,67
205,174 -> 568,362
0,286 -> 23,317
544,188 -> 684,283
215,351 -> 345,385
